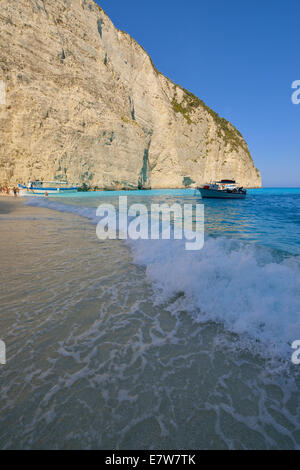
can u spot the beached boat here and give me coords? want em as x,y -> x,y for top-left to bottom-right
18,180 -> 79,196
198,180 -> 247,199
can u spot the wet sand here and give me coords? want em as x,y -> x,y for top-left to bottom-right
0,197 -> 300,450
0,196 -> 23,213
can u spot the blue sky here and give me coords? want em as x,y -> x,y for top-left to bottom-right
95,0 -> 300,187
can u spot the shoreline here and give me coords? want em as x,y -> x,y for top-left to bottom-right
1,191 -> 300,449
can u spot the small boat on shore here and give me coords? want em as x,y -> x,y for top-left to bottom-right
18,180 -> 79,196
198,180 -> 247,199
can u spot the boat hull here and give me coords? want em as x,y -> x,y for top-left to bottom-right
18,184 -> 78,196
198,188 -> 246,199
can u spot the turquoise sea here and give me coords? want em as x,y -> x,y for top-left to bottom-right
36,186 -> 300,253
0,188 -> 300,449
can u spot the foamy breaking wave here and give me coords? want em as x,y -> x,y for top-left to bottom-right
128,236 -> 300,356
26,197 -> 300,357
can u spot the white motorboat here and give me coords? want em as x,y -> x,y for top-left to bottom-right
198,180 -> 247,199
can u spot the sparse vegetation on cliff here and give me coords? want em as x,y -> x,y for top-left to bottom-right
172,86 -> 251,155
183,176 -> 195,187
101,0 -> 250,158
94,2 -> 106,15
171,99 -> 194,125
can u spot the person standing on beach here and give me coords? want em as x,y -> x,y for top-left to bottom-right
13,187 -> 17,197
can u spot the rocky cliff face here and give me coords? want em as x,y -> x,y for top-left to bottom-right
0,0 -> 261,188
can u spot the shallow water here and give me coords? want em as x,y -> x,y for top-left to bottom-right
0,191 -> 300,449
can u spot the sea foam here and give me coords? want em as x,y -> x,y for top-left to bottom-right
26,196 -> 300,357
128,235 -> 300,357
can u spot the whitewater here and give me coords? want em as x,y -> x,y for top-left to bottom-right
26,188 -> 300,358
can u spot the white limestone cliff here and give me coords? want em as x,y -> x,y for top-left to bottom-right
0,0 -> 261,188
